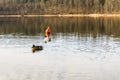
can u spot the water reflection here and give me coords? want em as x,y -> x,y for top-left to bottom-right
0,17 -> 120,38
0,17 -> 120,80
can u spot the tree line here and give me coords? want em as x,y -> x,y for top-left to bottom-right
0,0 -> 120,15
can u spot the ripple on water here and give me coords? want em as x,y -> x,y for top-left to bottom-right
0,35 -> 120,80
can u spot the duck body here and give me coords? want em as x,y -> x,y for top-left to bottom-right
32,44 -> 43,53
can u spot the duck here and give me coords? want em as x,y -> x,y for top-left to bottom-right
32,44 -> 43,53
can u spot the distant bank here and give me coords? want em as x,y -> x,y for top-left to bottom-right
0,14 -> 120,18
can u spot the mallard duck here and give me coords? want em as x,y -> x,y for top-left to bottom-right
32,44 -> 43,53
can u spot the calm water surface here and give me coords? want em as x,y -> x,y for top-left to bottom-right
0,17 -> 120,80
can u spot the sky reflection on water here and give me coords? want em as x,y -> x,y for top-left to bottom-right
0,17 -> 120,80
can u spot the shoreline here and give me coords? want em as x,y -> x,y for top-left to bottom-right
0,14 -> 120,18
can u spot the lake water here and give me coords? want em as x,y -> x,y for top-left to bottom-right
0,17 -> 120,80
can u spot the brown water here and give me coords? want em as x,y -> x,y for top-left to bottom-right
0,17 -> 120,80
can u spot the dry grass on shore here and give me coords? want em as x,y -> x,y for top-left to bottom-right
0,14 -> 120,18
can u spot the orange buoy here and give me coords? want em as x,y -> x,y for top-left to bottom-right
45,26 -> 51,37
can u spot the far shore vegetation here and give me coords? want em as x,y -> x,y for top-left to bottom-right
0,14 -> 120,18
0,0 -> 119,16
